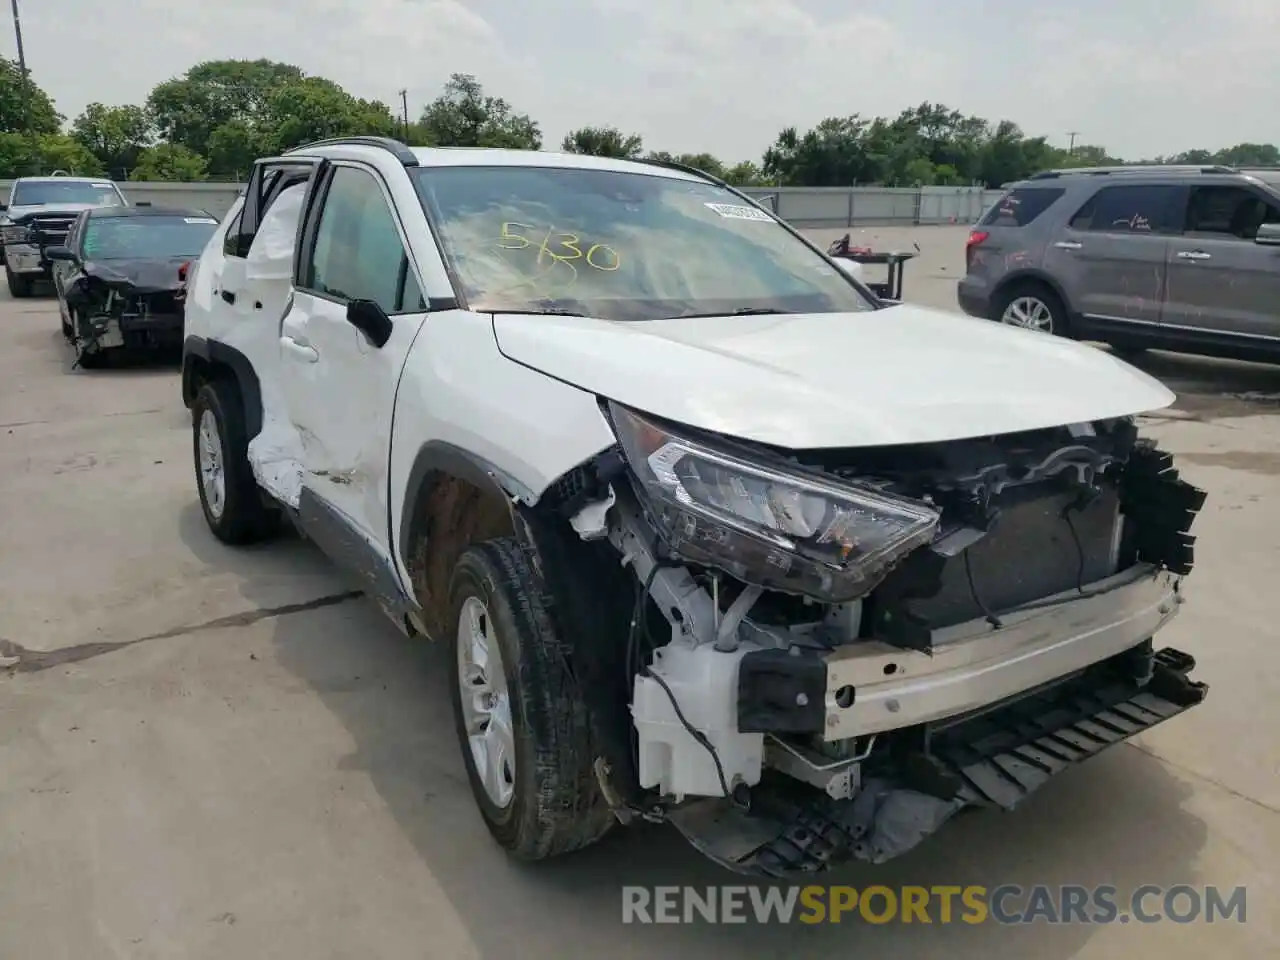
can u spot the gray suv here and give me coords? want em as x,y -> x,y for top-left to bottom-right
957,165 -> 1280,362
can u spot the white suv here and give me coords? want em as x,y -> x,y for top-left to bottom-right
182,137 -> 1209,875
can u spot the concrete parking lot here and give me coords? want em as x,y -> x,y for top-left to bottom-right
2,226 -> 1278,958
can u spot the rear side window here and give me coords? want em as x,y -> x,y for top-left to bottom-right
979,188 -> 1064,227
1068,184 -> 1181,234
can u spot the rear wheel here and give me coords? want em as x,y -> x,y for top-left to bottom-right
191,379 -> 280,544
447,538 -> 614,860
992,283 -> 1068,337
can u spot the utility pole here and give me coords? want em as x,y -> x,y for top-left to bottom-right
1067,131 -> 1080,155
9,0 -> 25,78
398,89 -> 409,142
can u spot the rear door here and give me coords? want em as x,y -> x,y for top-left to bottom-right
1163,183 -> 1280,340
1043,182 -> 1183,327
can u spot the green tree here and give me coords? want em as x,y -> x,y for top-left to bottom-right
723,161 -> 767,186
0,132 -> 104,178
146,59 -> 305,158
416,74 -> 540,149
562,125 -> 643,158
130,143 -> 208,181
205,119 -> 272,180
0,58 -> 61,136
71,103 -> 153,177
263,77 -> 398,153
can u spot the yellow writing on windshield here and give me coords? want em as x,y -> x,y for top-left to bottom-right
495,222 -> 620,272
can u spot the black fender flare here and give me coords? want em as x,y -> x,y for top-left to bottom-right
395,441 -> 528,574
182,335 -> 264,440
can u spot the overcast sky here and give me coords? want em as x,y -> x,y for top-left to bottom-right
16,0 -> 1279,163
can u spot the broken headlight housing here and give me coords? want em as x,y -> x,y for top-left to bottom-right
609,402 -> 941,602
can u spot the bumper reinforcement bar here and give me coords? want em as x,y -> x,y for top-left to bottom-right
669,646 -> 1206,877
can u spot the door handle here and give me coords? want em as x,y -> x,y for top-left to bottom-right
1053,240 -> 1083,250
280,335 -> 319,363
220,289 -> 236,304
1177,251 -> 1212,260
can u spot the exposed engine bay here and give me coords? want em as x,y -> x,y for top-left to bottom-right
63,259 -> 190,357
549,402 -> 1207,875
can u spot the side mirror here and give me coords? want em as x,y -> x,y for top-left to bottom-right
44,245 -> 77,262
0,202 -> 8,212
1255,223 -> 1280,246
346,298 -> 393,348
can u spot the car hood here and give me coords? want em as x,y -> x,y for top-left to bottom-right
6,202 -> 99,219
491,304 -> 1176,449
80,258 -> 189,293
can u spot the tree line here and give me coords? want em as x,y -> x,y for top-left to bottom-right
1,57 -> 1276,187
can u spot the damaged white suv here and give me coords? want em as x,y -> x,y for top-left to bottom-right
182,137 -> 1208,874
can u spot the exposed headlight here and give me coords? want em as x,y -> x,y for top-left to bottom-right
609,402 -> 941,603
1,224 -> 31,244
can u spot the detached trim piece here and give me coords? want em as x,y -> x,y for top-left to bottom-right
1119,440 -> 1207,575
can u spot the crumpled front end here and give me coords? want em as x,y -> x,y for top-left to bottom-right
65,260 -> 191,357
561,403 -> 1208,876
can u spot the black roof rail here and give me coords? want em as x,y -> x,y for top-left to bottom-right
287,136 -> 419,167
1028,164 -> 1235,180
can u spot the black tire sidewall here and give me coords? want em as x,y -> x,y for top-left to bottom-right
191,380 -> 274,544
447,547 -> 536,842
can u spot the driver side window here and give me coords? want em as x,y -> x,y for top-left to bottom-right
305,166 -> 422,314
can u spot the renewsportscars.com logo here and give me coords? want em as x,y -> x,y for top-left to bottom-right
621,884 -> 1248,925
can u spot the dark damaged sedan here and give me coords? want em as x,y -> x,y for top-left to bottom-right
46,206 -> 219,367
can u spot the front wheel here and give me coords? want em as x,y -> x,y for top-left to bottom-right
447,538 -> 614,861
992,284 -> 1068,337
191,379 -> 280,544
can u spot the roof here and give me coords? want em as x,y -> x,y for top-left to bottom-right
408,147 -> 705,181
86,205 -> 216,220
13,175 -> 118,184
285,139 -> 705,182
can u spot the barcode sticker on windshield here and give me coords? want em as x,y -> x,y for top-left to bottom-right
184,217 -> 217,224
704,202 -> 773,222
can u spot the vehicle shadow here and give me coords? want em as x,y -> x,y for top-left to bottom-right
259,589 -> 1208,960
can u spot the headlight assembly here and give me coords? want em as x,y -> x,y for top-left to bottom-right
1,224 -> 31,245
609,402 -> 941,603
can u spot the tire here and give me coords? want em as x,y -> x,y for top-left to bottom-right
448,538 -> 614,860
191,379 -> 280,545
6,265 -> 32,298
991,282 -> 1069,337
59,303 -> 73,340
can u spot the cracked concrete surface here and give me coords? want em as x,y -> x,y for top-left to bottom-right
2,228 -> 1279,958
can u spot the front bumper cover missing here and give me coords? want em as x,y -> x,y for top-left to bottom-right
670,645 -> 1206,877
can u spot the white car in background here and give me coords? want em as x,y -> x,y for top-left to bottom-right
0,173 -> 128,297
180,138 -> 1208,875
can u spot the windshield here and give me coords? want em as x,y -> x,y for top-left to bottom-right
82,215 -> 219,260
11,180 -> 125,207
410,165 -> 876,321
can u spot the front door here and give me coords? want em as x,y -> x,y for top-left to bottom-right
1163,183 -> 1280,341
277,161 -> 430,565
1044,182 -> 1183,328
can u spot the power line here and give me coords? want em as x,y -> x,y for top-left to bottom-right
398,89 -> 409,141
1067,131 -> 1081,155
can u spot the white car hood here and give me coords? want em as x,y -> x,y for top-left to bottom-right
6,202 -> 100,218
492,304 -> 1175,449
